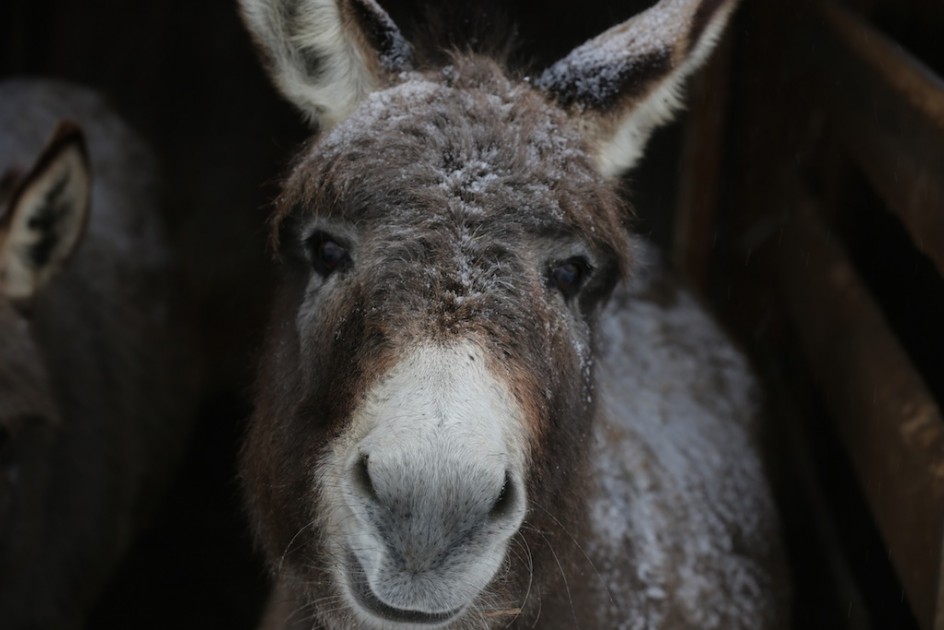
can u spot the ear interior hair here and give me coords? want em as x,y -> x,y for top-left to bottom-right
238,0 -> 412,130
537,0 -> 740,178
0,121 -> 91,300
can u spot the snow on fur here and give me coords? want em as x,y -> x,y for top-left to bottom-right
241,1 -> 786,628
588,240 -> 783,628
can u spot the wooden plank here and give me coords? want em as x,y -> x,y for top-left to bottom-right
806,2 -> 944,278
765,362 -> 874,630
673,36 -> 733,294
939,539 -> 944,630
771,192 -> 944,629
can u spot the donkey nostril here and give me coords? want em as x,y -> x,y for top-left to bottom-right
489,470 -> 517,522
352,454 -> 379,502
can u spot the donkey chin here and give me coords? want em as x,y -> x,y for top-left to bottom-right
318,342 -> 529,628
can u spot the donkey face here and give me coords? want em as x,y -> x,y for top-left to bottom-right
249,61 -> 629,625
241,0 -> 738,626
0,123 -> 89,556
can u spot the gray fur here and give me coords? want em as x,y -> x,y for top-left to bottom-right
0,80 -> 198,629
239,1 -> 788,627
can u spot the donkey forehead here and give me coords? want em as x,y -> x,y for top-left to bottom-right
282,67 -> 627,242
317,73 -> 581,167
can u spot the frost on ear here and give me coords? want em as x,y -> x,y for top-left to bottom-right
0,122 -> 91,301
537,0 -> 740,179
239,0 -> 413,130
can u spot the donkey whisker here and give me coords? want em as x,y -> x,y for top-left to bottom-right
235,0 -> 785,626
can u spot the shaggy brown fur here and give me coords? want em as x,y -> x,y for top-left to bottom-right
245,58 -> 629,627
240,0 -> 786,627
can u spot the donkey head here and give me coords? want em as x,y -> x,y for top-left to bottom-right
0,123 -> 90,552
240,0 -> 737,626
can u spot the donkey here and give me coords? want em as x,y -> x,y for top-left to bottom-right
0,80 -> 197,628
239,0 -> 788,627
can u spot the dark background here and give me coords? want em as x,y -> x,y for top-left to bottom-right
3,1 -> 942,628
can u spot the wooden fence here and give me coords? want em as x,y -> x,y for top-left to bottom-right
675,0 -> 944,627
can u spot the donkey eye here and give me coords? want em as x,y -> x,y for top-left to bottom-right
548,257 -> 591,300
306,231 -> 350,277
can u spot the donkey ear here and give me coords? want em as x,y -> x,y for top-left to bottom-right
537,0 -> 740,178
239,0 -> 413,130
0,122 -> 91,301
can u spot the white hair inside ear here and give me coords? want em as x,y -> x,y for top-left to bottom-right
0,124 -> 91,300
238,0 -> 412,130
537,0 -> 740,179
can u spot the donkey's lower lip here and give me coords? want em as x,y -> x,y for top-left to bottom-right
346,553 -> 464,626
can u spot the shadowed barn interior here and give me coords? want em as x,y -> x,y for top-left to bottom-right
2,0 -> 943,628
